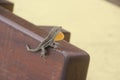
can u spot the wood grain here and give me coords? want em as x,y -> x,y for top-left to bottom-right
0,0 -> 14,12
0,6 -> 89,80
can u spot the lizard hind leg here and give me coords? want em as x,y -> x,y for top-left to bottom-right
40,47 -> 46,57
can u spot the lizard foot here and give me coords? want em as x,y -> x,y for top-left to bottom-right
40,54 -> 46,58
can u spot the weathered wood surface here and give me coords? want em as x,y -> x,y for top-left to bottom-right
0,0 -> 14,12
0,6 -> 89,80
106,0 -> 120,7
0,0 -> 70,42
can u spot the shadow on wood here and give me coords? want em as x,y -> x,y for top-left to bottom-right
106,0 -> 120,7
0,0 -> 14,12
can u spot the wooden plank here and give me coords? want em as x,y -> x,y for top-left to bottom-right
0,0 -> 14,12
106,0 -> 120,7
0,6 -> 90,80
0,0 -> 70,42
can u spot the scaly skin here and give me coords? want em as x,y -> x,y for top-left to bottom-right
26,27 -> 62,57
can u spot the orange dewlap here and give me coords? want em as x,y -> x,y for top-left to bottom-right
54,32 -> 64,41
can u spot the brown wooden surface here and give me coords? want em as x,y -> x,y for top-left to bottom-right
0,0 -> 70,42
0,6 -> 89,80
106,0 -> 120,6
0,0 -> 14,12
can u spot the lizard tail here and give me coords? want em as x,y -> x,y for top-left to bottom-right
26,44 -> 40,52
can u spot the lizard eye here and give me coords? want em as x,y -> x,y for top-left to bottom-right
54,32 -> 64,41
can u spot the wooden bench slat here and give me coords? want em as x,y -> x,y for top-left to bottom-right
0,6 -> 89,80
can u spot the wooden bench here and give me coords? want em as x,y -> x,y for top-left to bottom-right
0,1 -> 90,80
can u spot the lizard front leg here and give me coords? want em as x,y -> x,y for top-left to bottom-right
50,42 -> 59,48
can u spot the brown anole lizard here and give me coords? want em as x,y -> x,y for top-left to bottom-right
26,27 -> 63,57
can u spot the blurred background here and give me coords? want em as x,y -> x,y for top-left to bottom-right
9,0 -> 120,80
